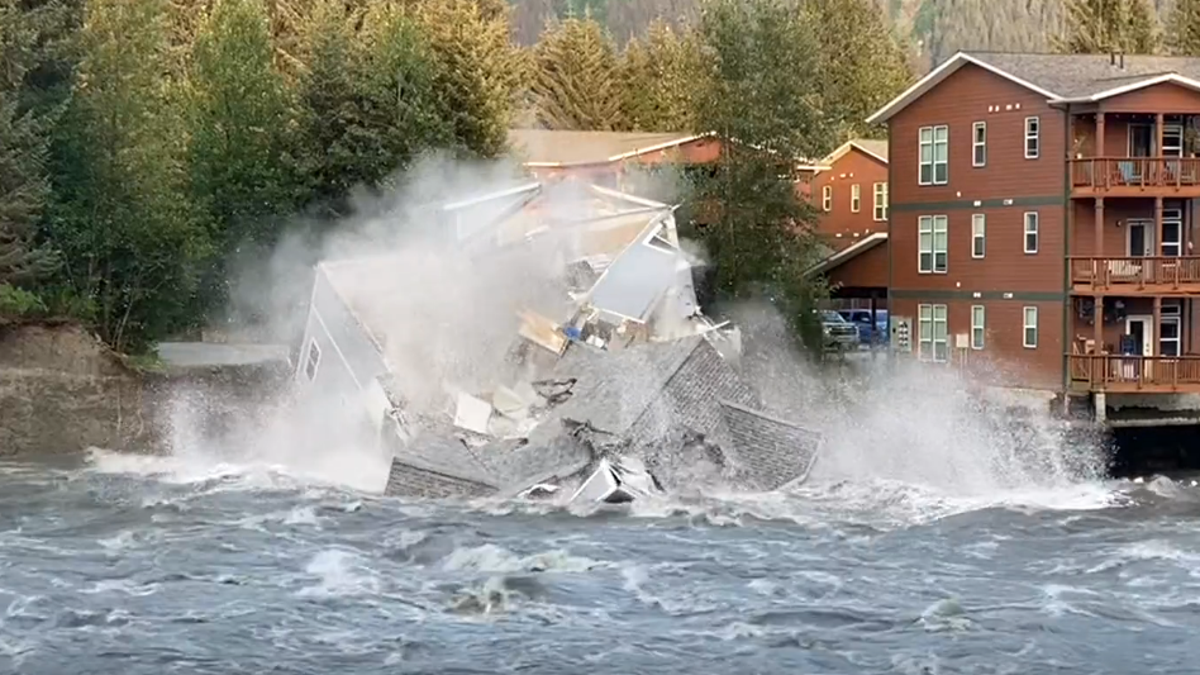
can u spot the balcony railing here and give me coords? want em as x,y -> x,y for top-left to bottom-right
1070,157 -> 1200,191
1069,354 -> 1200,391
1070,256 -> 1200,290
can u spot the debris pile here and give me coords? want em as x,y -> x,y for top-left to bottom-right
294,180 -> 821,506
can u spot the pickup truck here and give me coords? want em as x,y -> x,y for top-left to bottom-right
821,310 -> 860,350
837,308 -> 888,346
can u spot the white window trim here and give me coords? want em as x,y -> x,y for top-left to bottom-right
1023,211 -> 1039,254
918,125 -> 949,186
304,339 -> 321,381
1161,315 -> 1181,357
972,121 -> 986,167
822,185 -> 832,212
1024,116 -> 1040,159
918,303 -> 949,363
872,182 -> 888,221
970,305 -> 985,350
918,214 -> 948,274
1022,306 -> 1038,348
971,213 -> 986,259
850,184 -> 861,213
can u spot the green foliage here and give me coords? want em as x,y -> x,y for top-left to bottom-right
0,283 -> 48,317
1055,0 -> 1161,54
1167,0 -> 1200,55
804,0 -> 912,142
532,16 -> 625,130
42,0 -> 209,351
686,0 -> 831,354
618,19 -> 704,132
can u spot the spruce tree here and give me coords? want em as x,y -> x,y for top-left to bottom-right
1167,0 -> 1200,55
619,19 -> 705,133
1056,0 -> 1160,54
532,15 -> 624,131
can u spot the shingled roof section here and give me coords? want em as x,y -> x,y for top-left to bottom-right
971,51 -> 1200,99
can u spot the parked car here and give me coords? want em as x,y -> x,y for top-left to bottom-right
837,308 -> 889,346
821,310 -> 860,350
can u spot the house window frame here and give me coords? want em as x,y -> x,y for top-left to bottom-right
850,184 -> 861,213
872,182 -> 888,221
1161,301 -> 1182,357
1023,211 -> 1039,254
918,303 -> 949,362
822,184 -> 832,212
971,304 -> 985,350
1023,306 -> 1038,348
971,213 -> 986,259
919,125 -> 949,186
1024,116 -> 1040,159
304,339 -> 321,381
972,121 -> 987,167
918,214 -> 948,274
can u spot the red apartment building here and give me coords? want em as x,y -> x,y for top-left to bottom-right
803,139 -> 891,306
869,50 -> 1200,405
507,129 -> 721,189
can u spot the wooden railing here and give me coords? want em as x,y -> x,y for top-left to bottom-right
1070,157 -> 1200,190
1069,354 -> 1200,390
1069,256 -> 1200,289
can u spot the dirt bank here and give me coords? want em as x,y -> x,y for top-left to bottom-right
0,322 -> 291,457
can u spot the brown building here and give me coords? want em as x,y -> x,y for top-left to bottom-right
803,140 -> 891,311
869,51 -> 1200,404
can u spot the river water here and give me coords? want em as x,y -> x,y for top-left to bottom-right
2,445 -> 1199,675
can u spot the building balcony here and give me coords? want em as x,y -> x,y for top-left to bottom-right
1068,354 -> 1200,393
1069,256 -> 1200,295
1069,157 -> 1200,198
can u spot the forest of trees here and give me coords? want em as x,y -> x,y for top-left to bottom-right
0,0 -> 910,354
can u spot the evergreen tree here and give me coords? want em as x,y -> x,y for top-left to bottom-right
619,19 -> 704,132
1055,0 -> 1160,54
1167,0 -> 1200,55
532,15 -> 624,130
687,0 -> 831,351
0,1 -> 63,289
804,0 -> 913,141
412,0 -> 524,157
43,0 -> 209,350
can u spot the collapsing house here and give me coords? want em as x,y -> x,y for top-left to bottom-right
294,179 -> 821,504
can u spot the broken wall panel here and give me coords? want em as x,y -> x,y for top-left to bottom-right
589,243 -> 681,322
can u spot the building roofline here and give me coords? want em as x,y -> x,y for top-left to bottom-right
521,132 -> 711,169
866,52 -> 1062,125
1048,71 -> 1200,104
820,140 -> 889,167
803,232 -> 887,278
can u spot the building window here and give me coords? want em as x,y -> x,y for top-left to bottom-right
918,214 -> 948,274
919,125 -> 949,186
1023,211 -> 1039,254
1024,116 -> 1040,159
1162,302 -> 1182,357
850,184 -> 861,213
918,303 -> 948,362
873,182 -> 888,221
971,305 -> 985,350
1023,306 -> 1038,348
304,340 -> 321,381
822,185 -> 832,212
972,213 -> 986,258
972,121 -> 986,167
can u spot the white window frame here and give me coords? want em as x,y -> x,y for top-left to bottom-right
919,125 -> 949,186
1161,301 -> 1182,357
872,182 -> 888,221
1024,116 -> 1040,159
304,339 -> 321,381
1023,211 -> 1039,254
1023,306 -> 1038,348
971,213 -> 986,259
822,185 -> 832,212
918,214 -> 948,274
971,305 -> 985,350
972,121 -> 987,167
850,184 -> 861,213
918,303 -> 949,362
